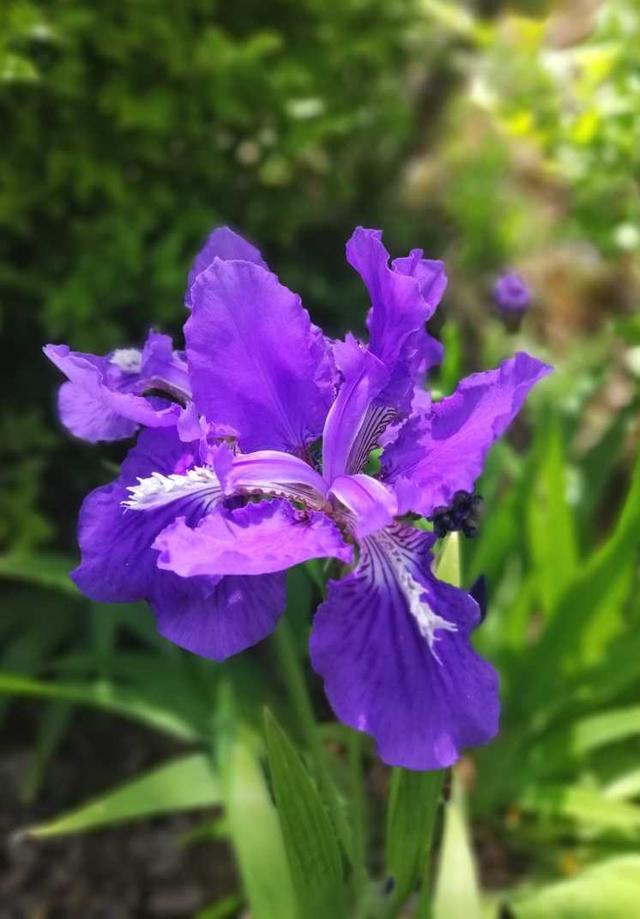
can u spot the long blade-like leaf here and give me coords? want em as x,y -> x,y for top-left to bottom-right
385,768 -> 443,911
24,753 -> 219,837
0,671 -> 201,741
264,709 -> 345,919
432,770 -> 482,919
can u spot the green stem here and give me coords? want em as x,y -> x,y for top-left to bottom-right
348,729 -> 368,897
272,617 -> 354,864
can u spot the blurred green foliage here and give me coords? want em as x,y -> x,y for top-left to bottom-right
0,0 -> 448,553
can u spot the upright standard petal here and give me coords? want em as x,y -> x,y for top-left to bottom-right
44,336 -> 185,443
310,524 -> 499,770
185,225 -> 268,308
346,227 -> 445,412
187,259 -> 334,453
154,499 -> 353,578
321,336 -> 390,480
72,427 -> 285,660
382,352 -> 553,517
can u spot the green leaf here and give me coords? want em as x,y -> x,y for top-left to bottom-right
513,452 -> 640,720
214,685 -> 296,919
222,726 -> 297,919
0,552 -> 79,595
385,768 -> 443,910
196,895 -> 243,919
432,770 -> 482,919
22,701 -> 72,802
604,768 -> 640,802
264,709 -> 345,919
526,414 -> 578,614
25,753 -> 219,837
520,784 -> 640,838
436,532 -> 461,586
510,855 -> 640,918
527,706 -> 640,778
0,671 -> 202,741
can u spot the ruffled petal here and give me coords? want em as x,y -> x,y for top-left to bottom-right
392,249 -> 447,311
185,225 -> 268,308
310,524 -> 499,770
44,335 -> 186,443
382,352 -> 553,516
186,259 -> 334,453
154,498 -> 353,578
140,331 -> 191,401
346,227 -> 445,413
321,336 -> 390,480
72,427 -> 285,659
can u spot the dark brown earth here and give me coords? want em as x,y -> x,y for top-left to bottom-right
0,706 -> 236,918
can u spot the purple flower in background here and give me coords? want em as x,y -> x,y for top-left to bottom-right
45,226 -> 551,770
493,271 -> 531,330
44,331 -> 190,442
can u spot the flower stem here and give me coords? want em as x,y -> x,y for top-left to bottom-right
347,729 -> 368,897
272,616 -> 354,864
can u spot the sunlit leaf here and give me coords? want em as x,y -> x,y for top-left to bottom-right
432,770 -> 482,919
520,784 -> 640,838
510,855 -> 640,918
216,686 -> 296,919
25,753 -> 219,837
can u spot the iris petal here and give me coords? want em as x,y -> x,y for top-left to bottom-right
154,499 -> 353,578
382,352 -> 553,516
346,228 -> 445,413
185,225 -> 268,308
187,259 -> 334,453
72,427 -> 285,660
310,523 -> 499,770
44,333 -> 187,443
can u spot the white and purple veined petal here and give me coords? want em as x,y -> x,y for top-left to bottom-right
72,427 -> 286,661
186,258 -> 335,455
310,524 -> 499,770
124,447 -> 329,513
382,352 -> 553,517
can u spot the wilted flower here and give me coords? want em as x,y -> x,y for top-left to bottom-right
493,271 -> 531,330
45,227 -> 551,770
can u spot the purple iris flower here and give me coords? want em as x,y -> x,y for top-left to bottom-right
43,331 -> 190,442
45,226 -> 551,770
493,271 -> 531,329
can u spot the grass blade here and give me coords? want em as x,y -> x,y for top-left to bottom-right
25,753 -> 219,837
